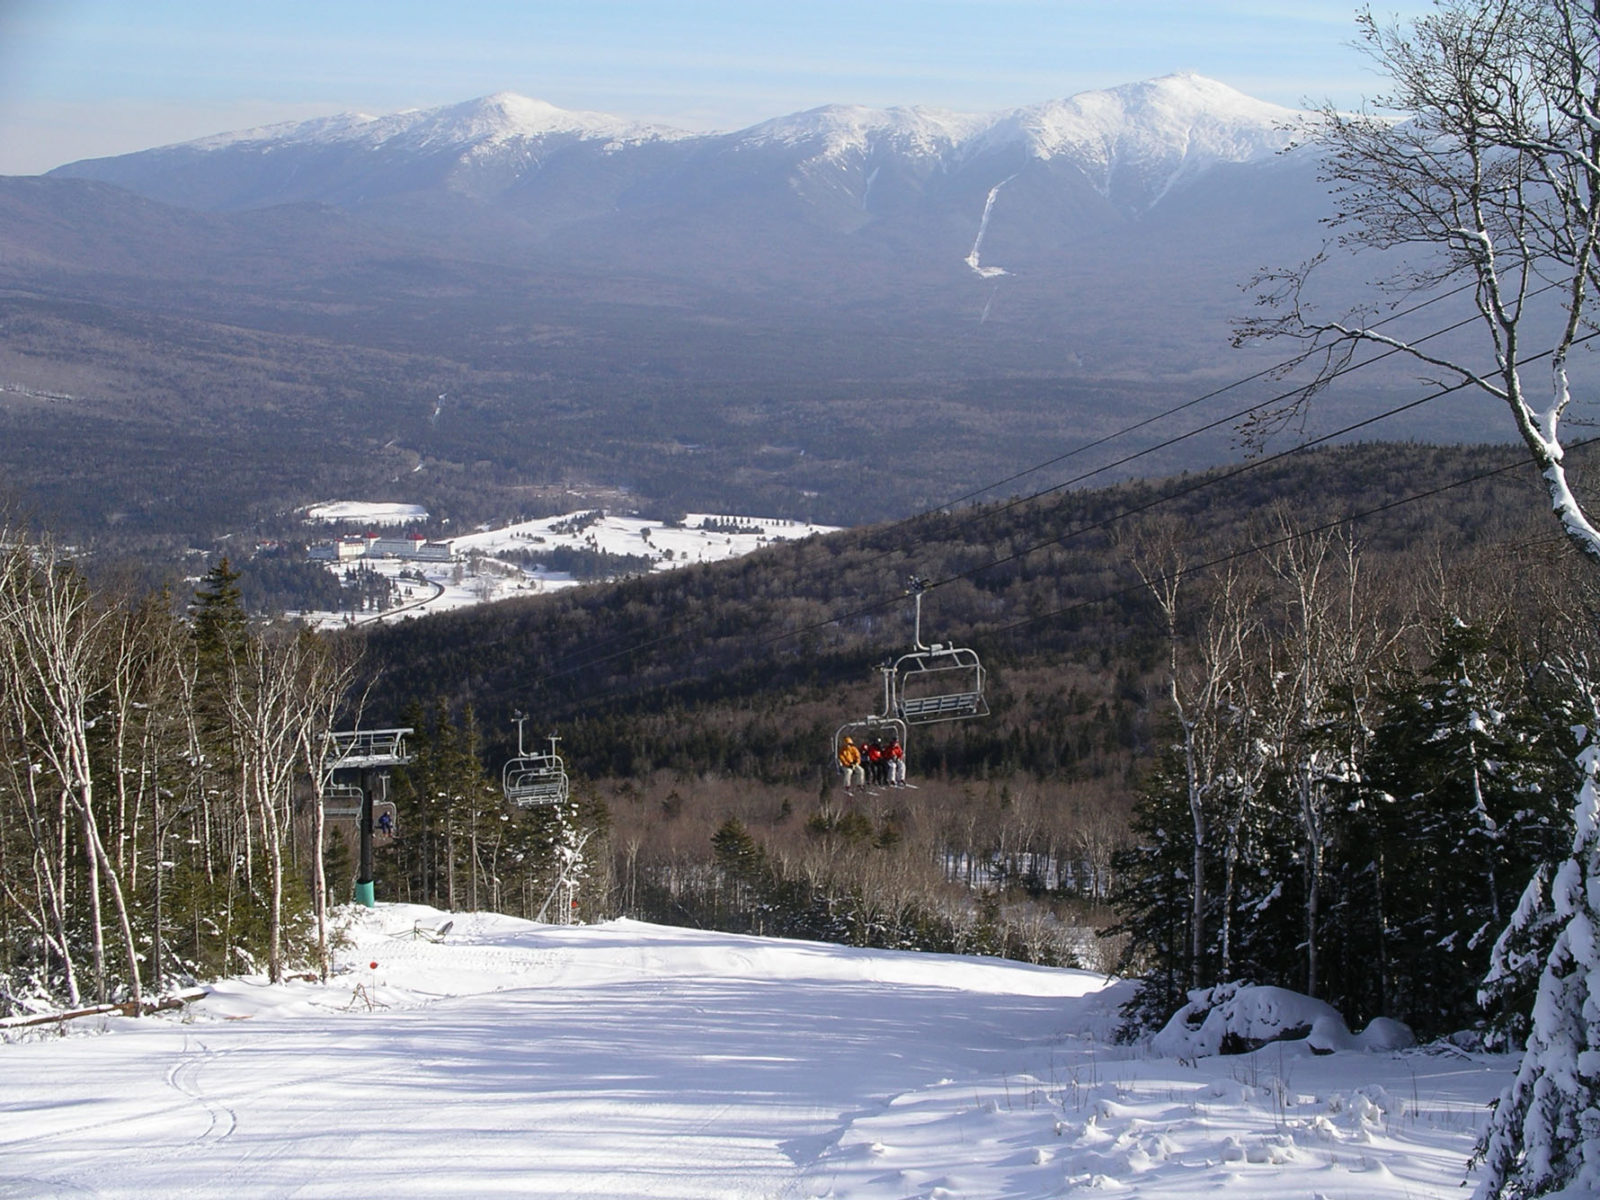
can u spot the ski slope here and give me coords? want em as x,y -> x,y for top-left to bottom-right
1,906 -> 1508,1198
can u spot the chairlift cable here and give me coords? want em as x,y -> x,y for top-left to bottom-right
520,292 -> 1511,690
561,428 -> 1596,723
934,276 -> 1494,512
981,431 -> 1600,643
518,331 -> 1593,719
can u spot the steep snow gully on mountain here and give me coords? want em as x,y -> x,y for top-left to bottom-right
3,905 -> 1512,1198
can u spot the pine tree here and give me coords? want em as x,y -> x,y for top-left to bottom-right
1106,752 -> 1203,1031
191,558 -> 247,674
712,818 -> 770,928
1363,625 -> 1577,1037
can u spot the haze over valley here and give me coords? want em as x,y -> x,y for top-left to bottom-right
0,74 -> 1501,553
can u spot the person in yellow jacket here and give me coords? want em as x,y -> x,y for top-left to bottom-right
837,736 -> 865,790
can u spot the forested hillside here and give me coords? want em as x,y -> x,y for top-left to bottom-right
362,442 -> 1572,774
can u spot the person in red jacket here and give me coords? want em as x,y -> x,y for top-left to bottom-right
886,737 -> 906,787
865,738 -> 885,787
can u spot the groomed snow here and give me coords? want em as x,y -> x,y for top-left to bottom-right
2,905 -> 1510,1198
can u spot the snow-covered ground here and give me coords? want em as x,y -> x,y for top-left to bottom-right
304,508 -> 839,629
2,905 -> 1509,1198
305,501 -> 430,525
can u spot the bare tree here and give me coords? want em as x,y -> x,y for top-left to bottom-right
0,535 -> 144,1008
1133,524 -> 1259,989
0,541 -> 81,1004
222,627 -> 355,984
1243,0 -> 1600,563
291,634 -> 361,983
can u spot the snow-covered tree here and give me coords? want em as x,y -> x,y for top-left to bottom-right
1471,732 -> 1600,1198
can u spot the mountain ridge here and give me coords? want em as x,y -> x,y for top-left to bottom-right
48,73 -> 1304,221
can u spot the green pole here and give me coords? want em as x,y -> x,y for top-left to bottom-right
356,768 -> 377,908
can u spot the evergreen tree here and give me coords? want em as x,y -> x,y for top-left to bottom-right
191,558 -> 248,674
1106,753 -> 1202,1031
712,818 -> 770,928
1471,739 -> 1600,1199
1363,625 -> 1577,1037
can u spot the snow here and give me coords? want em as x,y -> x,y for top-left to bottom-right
301,509 -> 839,628
153,73 -> 1299,200
736,103 -> 990,159
184,92 -> 690,155
1152,982 -> 1417,1059
2,905 -> 1513,1198
304,501 -> 429,525
979,74 -> 1302,210
966,175 -> 1016,279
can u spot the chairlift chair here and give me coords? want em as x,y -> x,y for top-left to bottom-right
832,662 -> 907,762
321,782 -> 364,821
502,717 -> 569,809
372,800 -> 399,839
323,728 -> 412,772
891,578 -> 989,725
832,715 -> 909,768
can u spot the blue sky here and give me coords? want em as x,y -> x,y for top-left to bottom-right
0,1 -> 1436,175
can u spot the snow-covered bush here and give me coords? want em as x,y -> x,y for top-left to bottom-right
1151,981 -> 1413,1059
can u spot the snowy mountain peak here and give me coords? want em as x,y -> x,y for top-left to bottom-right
405,92 -> 692,147
1000,72 -> 1298,161
50,74 -> 1314,221
719,74 -> 1302,194
984,73 -> 1303,208
738,103 -> 989,158
179,92 -> 693,157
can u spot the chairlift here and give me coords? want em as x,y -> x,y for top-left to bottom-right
322,782 -> 364,820
502,714 -> 569,809
372,800 -> 399,840
322,726 -> 413,909
833,664 -> 907,764
323,728 -> 412,772
891,577 -> 989,725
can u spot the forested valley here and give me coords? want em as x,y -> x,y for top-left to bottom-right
4,441 -> 1597,1048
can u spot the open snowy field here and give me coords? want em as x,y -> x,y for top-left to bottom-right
301,509 -> 839,629
1,906 -> 1509,1199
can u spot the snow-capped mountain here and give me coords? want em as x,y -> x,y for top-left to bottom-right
0,73 -> 1440,557
185,91 -> 690,157
51,73 -> 1301,220
19,73 -> 1343,391
981,74 -> 1299,210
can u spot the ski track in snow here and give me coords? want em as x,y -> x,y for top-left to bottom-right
1,905 -> 1508,1199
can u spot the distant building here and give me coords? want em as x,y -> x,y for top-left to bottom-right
309,531 -> 452,564
309,536 -> 371,563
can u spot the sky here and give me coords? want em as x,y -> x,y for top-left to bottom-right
0,1 -> 1439,176
1,902 -> 1507,1198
